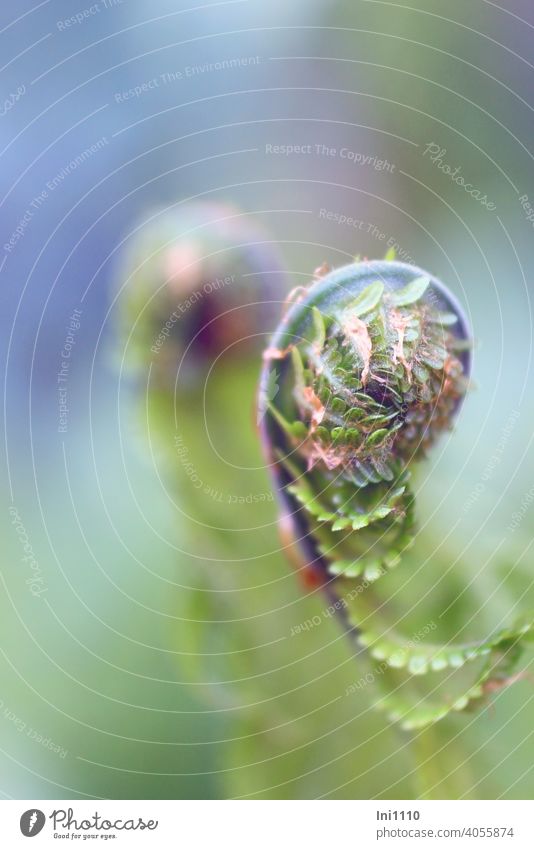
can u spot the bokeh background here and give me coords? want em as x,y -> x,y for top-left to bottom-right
1,0 -> 534,799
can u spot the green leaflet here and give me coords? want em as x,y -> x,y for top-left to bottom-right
357,618 -> 534,676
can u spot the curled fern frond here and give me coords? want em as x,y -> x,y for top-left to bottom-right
259,259 -> 534,730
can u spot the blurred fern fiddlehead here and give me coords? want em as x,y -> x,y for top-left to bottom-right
259,260 -> 534,732
118,201 -> 285,387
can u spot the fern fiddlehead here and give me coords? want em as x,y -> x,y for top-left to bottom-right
259,259 -> 534,731
117,201 -> 286,386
